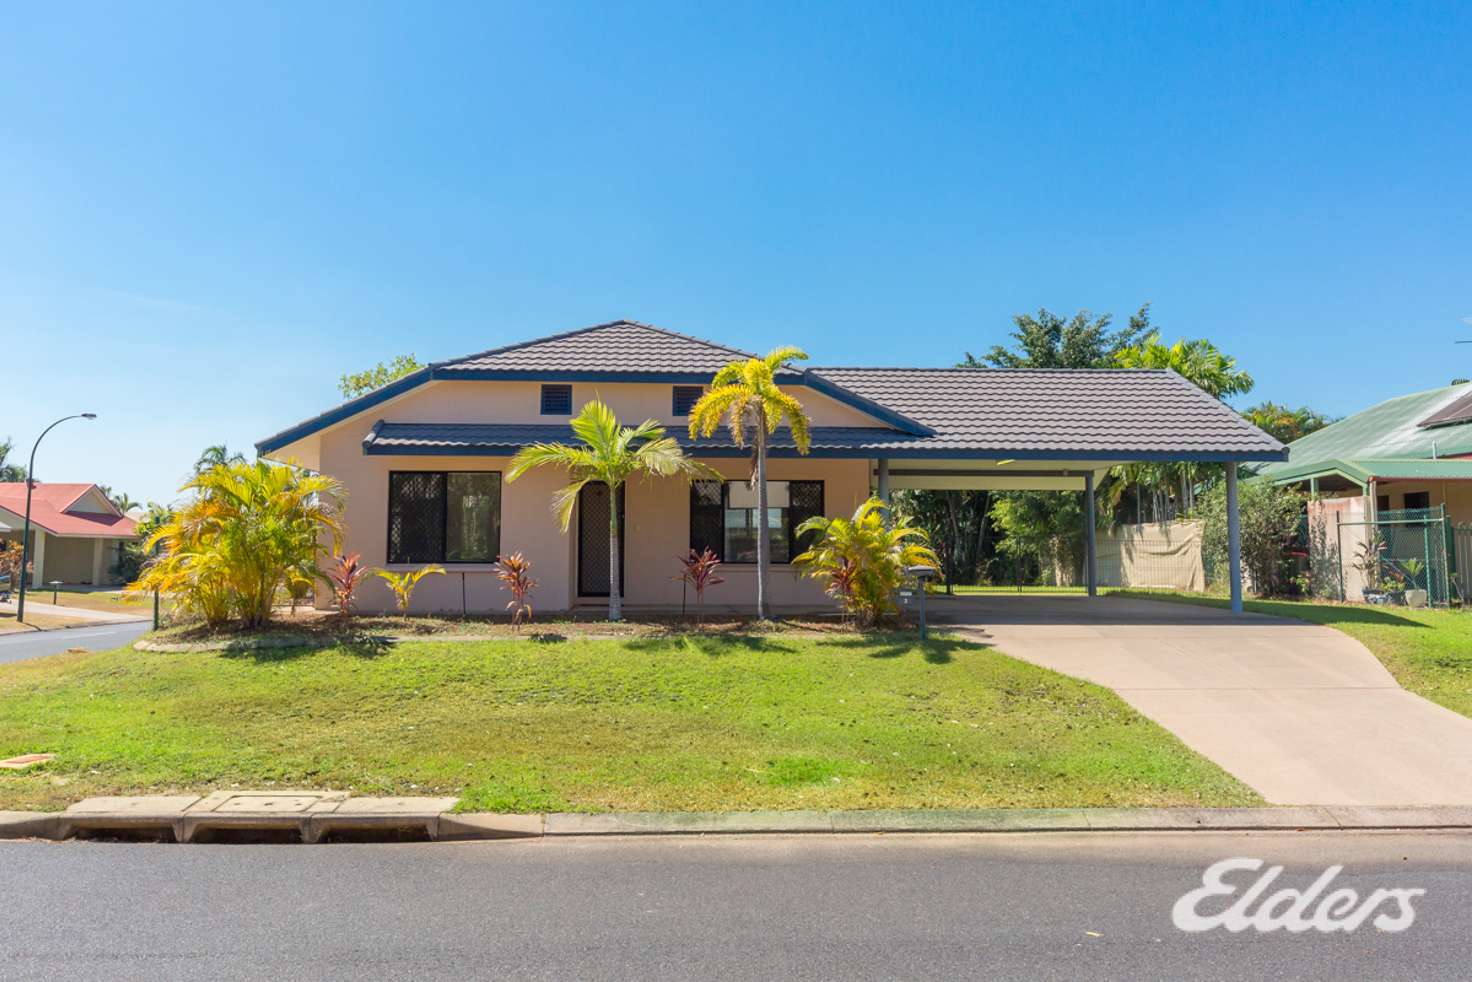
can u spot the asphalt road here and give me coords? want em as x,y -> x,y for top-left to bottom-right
2,831 -> 1468,981
0,620 -> 148,663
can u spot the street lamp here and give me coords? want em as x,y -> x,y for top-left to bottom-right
16,413 -> 97,622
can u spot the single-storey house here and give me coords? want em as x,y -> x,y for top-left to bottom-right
0,483 -> 139,586
256,320 -> 1285,614
1257,381 -> 1472,522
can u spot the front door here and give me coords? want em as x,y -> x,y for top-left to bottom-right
577,483 -> 625,597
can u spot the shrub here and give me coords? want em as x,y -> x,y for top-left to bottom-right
1198,475 -> 1304,597
793,497 -> 940,626
375,565 -> 445,613
672,548 -> 725,621
494,552 -> 538,630
326,553 -> 373,619
131,460 -> 343,628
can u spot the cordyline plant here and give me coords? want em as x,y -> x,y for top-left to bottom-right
494,552 -> 538,630
687,346 -> 812,621
672,547 -> 724,622
375,564 -> 445,613
793,497 -> 940,628
326,552 -> 373,619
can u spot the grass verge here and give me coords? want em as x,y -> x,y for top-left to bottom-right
0,633 -> 1257,812
1109,589 -> 1472,719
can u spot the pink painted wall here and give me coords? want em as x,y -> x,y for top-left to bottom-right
313,379 -> 881,613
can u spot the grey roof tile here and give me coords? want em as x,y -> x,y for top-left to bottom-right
437,320 -> 757,376
807,367 -> 1285,457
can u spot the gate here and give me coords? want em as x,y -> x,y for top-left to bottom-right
1335,506 -> 1453,606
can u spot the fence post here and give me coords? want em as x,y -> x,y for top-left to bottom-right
1336,513 -> 1344,601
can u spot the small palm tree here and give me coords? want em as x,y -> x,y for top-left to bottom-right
794,498 -> 940,627
508,400 -> 714,621
688,346 -> 812,620
375,564 -> 446,613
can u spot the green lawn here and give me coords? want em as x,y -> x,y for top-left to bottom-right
0,633 -> 1257,812
1110,589 -> 1472,719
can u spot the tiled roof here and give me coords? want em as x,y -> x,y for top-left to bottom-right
807,367 -> 1285,457
0,483 -> 138,538
363,422 -> 918,456
437,320 -> 760,377
1257,382 -> 1472,481
259,319 -> 1287,462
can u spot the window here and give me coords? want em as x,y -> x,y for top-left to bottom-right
672,385 -> 704,417
1403,491 -> 1431,512
1376,495 -> 1391,515
388,471 -> 501,564
689,479 -> 823,563
541,384 -> 572,415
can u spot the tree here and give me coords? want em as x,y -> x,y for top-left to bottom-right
1242,402 -> 1334,445
1198,475 -> 1304,597
131,460 -> 343,628
508,400 -> 713,621
793,498 -> 940,626
339,354 -> 425,399
0,439 -> 25,482
1113,329 -> 1254,515
967,305 -> 1153,370
194,444 -> 248,474
688,346 -> 812,620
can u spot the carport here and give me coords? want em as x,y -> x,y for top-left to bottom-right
802,366 -> 1289,613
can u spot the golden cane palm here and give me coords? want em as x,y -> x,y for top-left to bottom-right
793,498 -> 940,627
507,400 -> 714,621
687,345 -> 812,619
130,459 -> 344,628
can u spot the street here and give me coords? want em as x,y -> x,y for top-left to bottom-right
0,621 -> 148,664
1,831 -> 1468,981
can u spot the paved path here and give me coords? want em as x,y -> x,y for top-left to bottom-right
932,594 -> 1472,806
0,621 -> 148,664
0,831 -> 1466,981
0,598 -> 147,623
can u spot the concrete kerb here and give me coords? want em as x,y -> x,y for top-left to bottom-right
9,804 -> 1472,843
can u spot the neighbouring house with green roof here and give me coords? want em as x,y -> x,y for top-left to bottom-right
1258,381 -> 1472,521
1259,381 -> 1472,604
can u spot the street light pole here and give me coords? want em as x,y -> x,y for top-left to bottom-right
16,413 -> 97,622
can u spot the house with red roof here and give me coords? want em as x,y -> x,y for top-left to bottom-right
0,483 -> 139,587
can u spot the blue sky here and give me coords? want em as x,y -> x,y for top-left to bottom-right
4,1 -> 1469,504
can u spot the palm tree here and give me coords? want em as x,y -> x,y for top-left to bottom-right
194,444 -> 248,474
133,459 -> 343,628
1114,334 -> 1254,517
688,346 -> 812,620
110,492 -> 140,514
507,400 -> 713,621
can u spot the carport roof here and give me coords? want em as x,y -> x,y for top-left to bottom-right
806,367 -> 1285,460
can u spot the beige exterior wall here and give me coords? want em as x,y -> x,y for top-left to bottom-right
1372,481 -> 1472,525
39,534 -> 96,584
315,379 -> 881,613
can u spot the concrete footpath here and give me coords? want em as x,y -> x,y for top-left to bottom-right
7,792 -> 1472,843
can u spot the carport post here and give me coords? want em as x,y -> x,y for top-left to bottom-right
876,458 -> 890,506
1084,471 -> 1097,598
1227,463 -> 1243,614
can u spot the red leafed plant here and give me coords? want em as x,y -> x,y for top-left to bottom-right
494,552 -> 538,630
672,548 -> 725,622
325,552 -> 373,619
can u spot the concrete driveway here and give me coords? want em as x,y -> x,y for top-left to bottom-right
932,593 -> 1472,806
